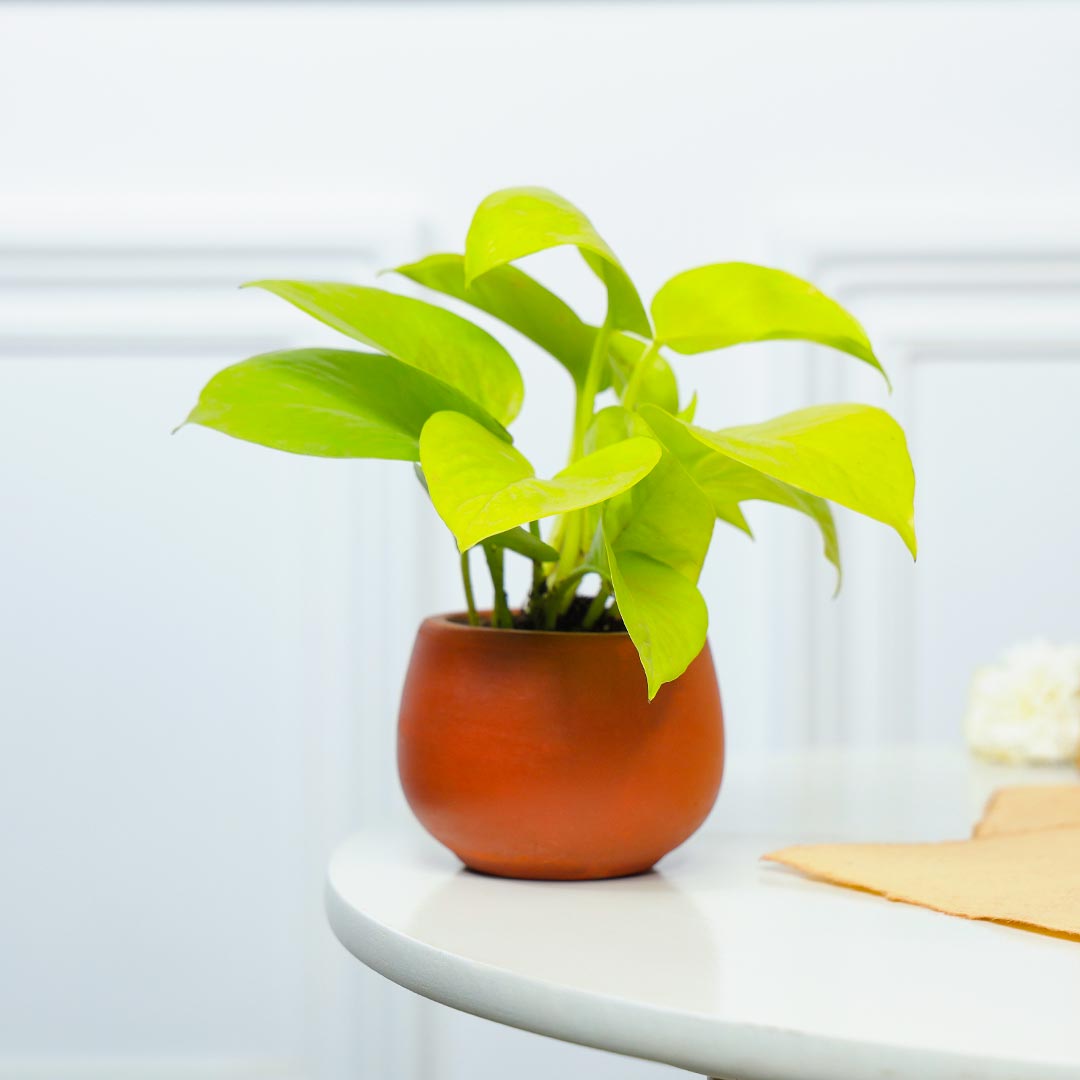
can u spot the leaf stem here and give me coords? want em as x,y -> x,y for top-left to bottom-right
555,511 -> 583,581
482,541 -> 512,629
570,312 -> 615,463
554,310 -> 615,585
581,583 -> 611,630
620,339 -> 660,412
543,566 -> 592,629
460,549 -> 479,626
528,520 -> 545,596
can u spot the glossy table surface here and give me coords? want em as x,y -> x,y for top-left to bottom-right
326,748 -> 1080,1080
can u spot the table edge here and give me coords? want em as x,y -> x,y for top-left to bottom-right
325,840 -> 1077,1080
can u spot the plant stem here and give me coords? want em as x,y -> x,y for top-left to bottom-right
542,566 -> 592,629
553,311 -> 615,586
555,338 -> 657,596
460,548 -> 479,626
482,541 -> 512,629
581,583 -> 611,630
555,511 -> 583,582
620,339 -> 660,412
528,521 -> 545,597
570,311 -> 615,463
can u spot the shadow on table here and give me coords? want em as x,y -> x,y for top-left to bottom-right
405,866 -> 722,1011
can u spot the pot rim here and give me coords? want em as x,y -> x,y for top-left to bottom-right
423,610 -> 631,638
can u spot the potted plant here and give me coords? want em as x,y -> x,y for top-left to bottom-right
180,187 -> 916,880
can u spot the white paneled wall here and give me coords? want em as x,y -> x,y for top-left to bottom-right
3,3 -> 1080,1079
774,225 -> 1080,746
0,218 -> 433,1079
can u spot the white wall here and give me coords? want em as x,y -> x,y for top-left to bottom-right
3,2 -> 1080,1078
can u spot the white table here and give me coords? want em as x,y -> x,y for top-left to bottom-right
326,748 -> 1080,1080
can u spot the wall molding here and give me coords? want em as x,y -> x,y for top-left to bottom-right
777,214 -> 1080,746
0,209 -> 432,1080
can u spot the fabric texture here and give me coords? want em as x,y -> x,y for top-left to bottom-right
764,783 -> 1080,938
974,784 -> 1080,837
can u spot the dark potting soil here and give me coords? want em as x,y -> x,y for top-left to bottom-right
510,593 -> 625,633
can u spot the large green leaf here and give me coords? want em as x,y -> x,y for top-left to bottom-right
651,263 -> 889,387
606,549 -> 708,702
679,403 -> 916,558
180,348 -> 508,461
602,451 -> 715,584
394,253 -> 596,388
579,404 -> 649,546
583,404 -> 641,456
244,280 -> 524,425
607,334 -> 679,413
415,464 -> 555,561
641,404 -> 841,589
598,449 -> 715,698
579,404 -> 705,543
464,187 -> 650,337
420,410 -> 660,552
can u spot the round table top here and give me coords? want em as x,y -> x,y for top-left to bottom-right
326,747 -> 1080,1080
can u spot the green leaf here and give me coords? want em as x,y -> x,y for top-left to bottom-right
394,253 -> 596,389
415,467 -> 556,561
420,410 -> 661,552
578,405 -> 642,552
634,405 -> 750,535
598,448 -> 715,699
181,348 -> 508,461
603,451 -> 715,584
464,187 -> 650,337
606,549 -> 708,702
607,334 -> 679,413
677,403 -> 916,558
652,263 -> 890,388
487,526 -> 559,563
583,404 -> 640,456
244,280 -> 524,425
580,405 -> 712,549
642,404 -> 841,590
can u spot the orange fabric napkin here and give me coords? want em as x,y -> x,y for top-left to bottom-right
974,785 -> 1080,837
764,785 -> 1080,938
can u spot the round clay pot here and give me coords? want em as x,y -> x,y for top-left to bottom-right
397,614 -> 724,880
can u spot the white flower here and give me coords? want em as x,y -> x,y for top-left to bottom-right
965,640 -> 1080,764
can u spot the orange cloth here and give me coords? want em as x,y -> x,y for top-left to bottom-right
764,784 -> 1080,938
974,785 -> 1080,837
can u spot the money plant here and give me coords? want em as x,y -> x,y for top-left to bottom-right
181,187 -> 916,698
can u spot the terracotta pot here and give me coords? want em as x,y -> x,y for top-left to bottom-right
397,613 -> 724,880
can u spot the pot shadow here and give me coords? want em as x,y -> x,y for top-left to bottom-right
405,865 -> 721,1013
